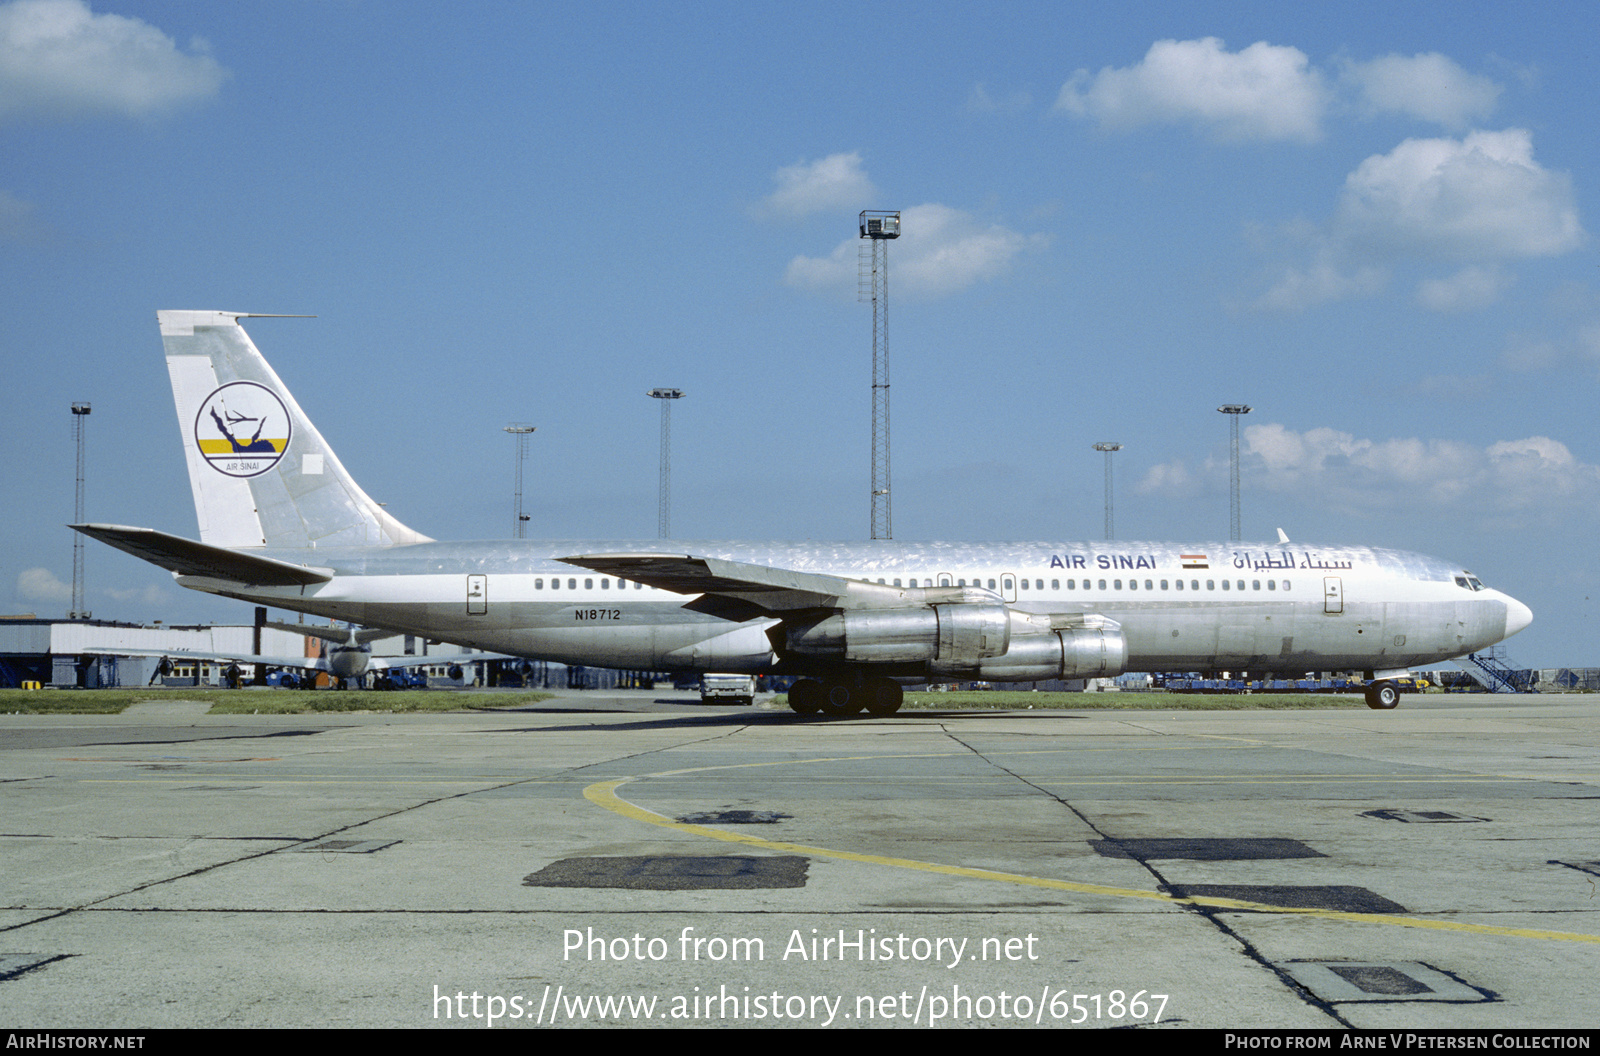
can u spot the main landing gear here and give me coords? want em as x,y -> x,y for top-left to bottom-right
1364,680 -> 1401,710
787,677 -> 903,717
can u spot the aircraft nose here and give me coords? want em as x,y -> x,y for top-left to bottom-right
1504,596 -> 1533,638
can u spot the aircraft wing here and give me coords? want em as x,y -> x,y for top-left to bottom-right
74,645 -> 328,672
561,552 -> 945,613
71,524 -> 332,586
371,651 -> 509,671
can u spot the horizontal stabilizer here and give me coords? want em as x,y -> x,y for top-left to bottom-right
71,524 -> 332,586
260,620 -> 393,646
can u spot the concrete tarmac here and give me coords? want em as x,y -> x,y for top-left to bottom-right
2,690 -> 1597,1029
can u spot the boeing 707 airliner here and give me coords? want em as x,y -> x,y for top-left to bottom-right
75,311 -> 1532,715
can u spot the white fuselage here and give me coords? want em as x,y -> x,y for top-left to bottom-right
174,538 -> 1528,680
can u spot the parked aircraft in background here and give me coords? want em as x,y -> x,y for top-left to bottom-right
81,621 -> 499,689
77,311 -> 1531,715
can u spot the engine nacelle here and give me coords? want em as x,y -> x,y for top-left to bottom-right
929,613 -> 1127,681
785,602 -> 1011,664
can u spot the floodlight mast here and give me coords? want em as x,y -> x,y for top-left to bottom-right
70,402 -> 91,619
1092,442 -> 1122,540
1218,404 -> 1252,542
648,388 -> 685,538
504,424 -> 536,539
860,210 -> 900,541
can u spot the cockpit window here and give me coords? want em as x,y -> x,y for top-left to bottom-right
1456,572 -> 1484,591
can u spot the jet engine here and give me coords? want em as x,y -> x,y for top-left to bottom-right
784,601 -> 1011,664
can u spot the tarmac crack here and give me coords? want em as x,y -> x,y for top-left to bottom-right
940,728 -> 1353,1028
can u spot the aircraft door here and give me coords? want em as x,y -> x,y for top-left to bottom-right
467,574 -> 488,615
1323,576 -> 1343,615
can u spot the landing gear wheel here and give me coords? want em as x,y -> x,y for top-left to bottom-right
863,677 -> 903,716
1365,681 -> 1400,710
787,678 -> 822,715
819,680 -> 861,716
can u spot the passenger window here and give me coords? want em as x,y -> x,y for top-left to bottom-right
1207,580 -> 1215,590
1098,579 -> 1106,590
1174,580 -> 1182,591
1020,579 -> 1029,590
1268,580 -> 1276,591
1222,580 -> 1230,590
1283,580 -> 1291,591
601,579 -> 609,590
568,578 -> 576,589
1237,580 -> 1245,591
987,579 -> 996,590
1161,580 -> 1169,590
535,578 -> 543,589
1054,580 -> 1061,590
585,578 -> 593,589
1145,579 -> 1153,590
1252,580 -> 1259,590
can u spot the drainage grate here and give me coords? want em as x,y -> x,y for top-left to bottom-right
1163,884 -> 1407,914
1361,809 -> 1488,823
524,855 -> 809,890
1281,961 -> 1490,1003
293,839 -> 399,853
677,810 -> 792,825
1093,837 -> 1324,861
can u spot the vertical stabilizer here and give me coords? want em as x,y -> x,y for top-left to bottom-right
159,311 -> 430,549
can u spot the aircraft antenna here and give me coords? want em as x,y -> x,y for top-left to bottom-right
1218,405 -> 1251,541
504,424 -> 536,539
860,210 -> 900,541
648,388 -> 685,538
70,402 -> 91,619
1093,443 -> 1122,540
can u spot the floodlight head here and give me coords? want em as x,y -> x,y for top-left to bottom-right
1218,404 -> 1252,415
648,388 -> 685,400
1092,442 -> 1122,452
859,210 -> 901,239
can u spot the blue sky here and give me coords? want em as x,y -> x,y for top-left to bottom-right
2,1 -> 1595,667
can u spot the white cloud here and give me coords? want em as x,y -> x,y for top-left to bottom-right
104,583 -> 164,605
1256,130 -> 1582,311
1055,37 -> 1327,142
1340,52 -> 1501,129
966,82 -> 1031,113
1254,258 -> 1387,312
17,566 -> 70,603
785,203 -> 1042,299
0,0 -> 226,124
1140,423 -> 1600,518
1415,265 -> 1512,311
1336,129 -> 1583,260
760,152 -> 876,219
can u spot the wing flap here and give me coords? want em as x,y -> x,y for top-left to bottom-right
72,524 -> 332,586
560,552 -> 944,612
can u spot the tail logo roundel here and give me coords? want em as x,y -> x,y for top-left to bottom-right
194,382 -> 292,478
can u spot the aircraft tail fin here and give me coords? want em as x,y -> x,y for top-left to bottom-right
158,311 -> 431,550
